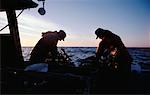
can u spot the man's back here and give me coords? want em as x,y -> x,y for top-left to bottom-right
96,31 -> 132,73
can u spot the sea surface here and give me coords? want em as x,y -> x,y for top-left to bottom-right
22,47 -> 150,73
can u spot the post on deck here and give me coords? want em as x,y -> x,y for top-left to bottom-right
6,10 -> 24,67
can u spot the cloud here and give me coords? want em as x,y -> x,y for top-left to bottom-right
0,11 -> 100,47
0,11 -> 69,46
18,13 -> 72,46
0,11 -> 62,34
18,13 -> 65,34
0,12 -> 9,33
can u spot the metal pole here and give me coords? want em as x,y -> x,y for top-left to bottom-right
6,10 -> 24,68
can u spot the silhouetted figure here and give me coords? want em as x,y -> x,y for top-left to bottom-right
91,28 -> 133,93
95,28 -> 132,73
29,30 -> 66,64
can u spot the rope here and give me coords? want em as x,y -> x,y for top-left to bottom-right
0,9 -> 24,32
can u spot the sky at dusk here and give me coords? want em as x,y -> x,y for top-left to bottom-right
0,0 -> 150,47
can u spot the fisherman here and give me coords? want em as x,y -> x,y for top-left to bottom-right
29,30 -> 66,64
95,28 -> 132,73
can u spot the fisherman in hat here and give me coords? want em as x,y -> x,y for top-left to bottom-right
29,30 -> 66,64
95,28 -> 132,73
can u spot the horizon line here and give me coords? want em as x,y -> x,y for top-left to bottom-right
22,46 -> 150,48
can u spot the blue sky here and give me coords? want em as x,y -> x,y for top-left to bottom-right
0,0 -> 150,47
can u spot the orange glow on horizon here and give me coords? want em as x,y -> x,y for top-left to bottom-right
21,38 -> 101,47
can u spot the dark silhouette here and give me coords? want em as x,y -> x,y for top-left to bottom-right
29,30 -> 66,64
95,28 -> 132,73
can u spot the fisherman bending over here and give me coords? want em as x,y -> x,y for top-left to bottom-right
29,30 -> 66,65
95,28 -> 132,73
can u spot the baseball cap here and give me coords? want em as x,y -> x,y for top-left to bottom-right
95,28 -> 105,39
58,30 -> 66,41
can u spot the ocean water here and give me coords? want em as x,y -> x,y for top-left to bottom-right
22,47 -> 150,73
